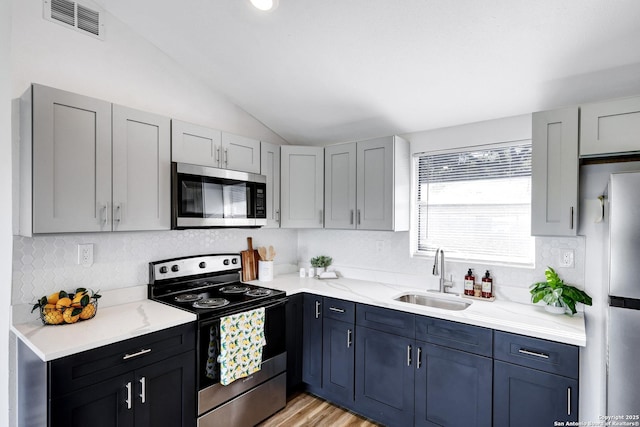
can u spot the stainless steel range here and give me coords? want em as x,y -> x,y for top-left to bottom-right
148,254 -> 287,427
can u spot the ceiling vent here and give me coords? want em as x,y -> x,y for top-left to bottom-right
43,0 -> 105,40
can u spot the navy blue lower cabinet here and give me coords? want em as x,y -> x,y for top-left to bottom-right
493,360 -> 578,427
285,293 -> 304,394
302,294 -> 323,388
415,343 -> 492,427
354,326 -> 415,427
321,317 -> 355,405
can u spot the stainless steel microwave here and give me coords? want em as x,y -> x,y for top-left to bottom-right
172,162 -> 267,228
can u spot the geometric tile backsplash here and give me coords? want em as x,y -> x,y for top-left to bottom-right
12,228 -> 298,304
12,226 -> 586,305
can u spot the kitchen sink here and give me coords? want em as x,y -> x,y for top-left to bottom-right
394,293 -> 472,311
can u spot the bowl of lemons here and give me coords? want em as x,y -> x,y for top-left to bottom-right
32,288 -> 101,325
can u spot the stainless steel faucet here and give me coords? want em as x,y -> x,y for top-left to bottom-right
432,248 -> 453,293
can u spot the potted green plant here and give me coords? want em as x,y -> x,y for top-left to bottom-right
310,255 -> 332,277
530,267 -> 592,315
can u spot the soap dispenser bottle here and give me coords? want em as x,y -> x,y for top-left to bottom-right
464,268 -> 475,296
482,270 -> 493,298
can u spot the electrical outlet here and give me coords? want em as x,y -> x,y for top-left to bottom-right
78,244 -> 94,266
559,249 -> 574,268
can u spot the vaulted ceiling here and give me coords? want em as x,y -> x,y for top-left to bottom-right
96,0 -> 640,145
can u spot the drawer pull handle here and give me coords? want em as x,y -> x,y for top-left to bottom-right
567,387 -> 571,415
407,345 -> 412,366
347,329 -> 352,348
518,348 -> 549,359
125,382 -> 132,409
329,307 -> 345,313
123,348 -> 152,360
315,301 -> 321,319
139,377 -> 146,404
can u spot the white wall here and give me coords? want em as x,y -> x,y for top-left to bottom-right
10,0 -> 288,145
2,0 -> 13,425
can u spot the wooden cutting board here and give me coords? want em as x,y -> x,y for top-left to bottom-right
241,237 -> 259,281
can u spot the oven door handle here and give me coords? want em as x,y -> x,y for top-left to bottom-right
198,297 -> 288,328
258,298 -> 288,311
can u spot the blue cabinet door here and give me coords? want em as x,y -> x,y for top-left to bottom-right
321,317 -> 355,405
493,360 -> 578,427
415,343 -> 492,427
285,293 -> 304,394
302,294 -> 323,387
355,326 -> 415,427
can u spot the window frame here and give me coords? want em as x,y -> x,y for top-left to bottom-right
410,140 -> 535,267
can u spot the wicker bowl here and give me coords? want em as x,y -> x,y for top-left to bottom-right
39,298 -> 99,325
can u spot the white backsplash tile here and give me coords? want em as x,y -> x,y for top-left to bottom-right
297,229 -> 586,303
13,226 -> 585,307
12,229 -> 297,304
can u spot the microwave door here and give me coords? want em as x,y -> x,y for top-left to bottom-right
203,182 -> 224,218
223,183 -> 248,219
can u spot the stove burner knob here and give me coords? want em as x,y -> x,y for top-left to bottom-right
171,265 -> 180,272
159,266 -> 168,274
199,262 -> 207,269
223,259 -> 230,266
231,258 -> 238,265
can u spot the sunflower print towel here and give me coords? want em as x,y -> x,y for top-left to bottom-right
217,307 -> 266,386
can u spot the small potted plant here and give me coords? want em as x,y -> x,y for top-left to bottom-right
530,267 -> 592,315
310,255 -> 332,277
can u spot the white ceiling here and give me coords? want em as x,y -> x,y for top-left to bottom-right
96,0 -> 640,145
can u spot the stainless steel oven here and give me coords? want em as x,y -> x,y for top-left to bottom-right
172,162 -> 267,228
149,254 -> 287,427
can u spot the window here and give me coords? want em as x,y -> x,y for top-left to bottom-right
414,141 -> 534,266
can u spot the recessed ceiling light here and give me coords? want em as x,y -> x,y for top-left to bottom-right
250,0 -> 278,11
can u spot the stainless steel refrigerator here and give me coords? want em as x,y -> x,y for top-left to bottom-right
607,171 -> 640,415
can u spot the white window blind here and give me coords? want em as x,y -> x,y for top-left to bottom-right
415,141 -> 534,265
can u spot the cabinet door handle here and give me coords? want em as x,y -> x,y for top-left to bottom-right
319,210 -> 323,225
329,307 -> 345,313
125,382 -> 132,410
417,347 -> 422,369
567,387 -> 571,415
350,210 -> 354,225
224,148 -> 228,167
347,329 -> 352,348
518,348 -> 549,359
115,204 -> 122,223
102,204 -> 109,226
570,206 -> 574,230
275,209 -> 280,224
357,209 -> 361,225
123,348 -> 152,360
139,377 -> 146,404
215,147 -> 220,163
407,345 -> 412,366
315,301 -> 321,319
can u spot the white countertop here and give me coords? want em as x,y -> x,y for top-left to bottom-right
252,274 -> 587,347
11,287 -> 196,362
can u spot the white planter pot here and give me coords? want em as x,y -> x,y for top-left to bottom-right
544,304 -> 566,314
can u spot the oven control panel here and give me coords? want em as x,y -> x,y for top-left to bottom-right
150,254 -> 241,282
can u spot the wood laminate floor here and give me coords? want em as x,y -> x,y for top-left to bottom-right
257,392 -> 383,427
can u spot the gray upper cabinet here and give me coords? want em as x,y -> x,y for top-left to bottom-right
531,107 -> 579,236
222,132 -> 261,174
21,84 -> 170,235
171,120 -> 221,167
280,145 -> 324,228
324,136 -> 409,231
580,96 -> 640,157
112,105 -> 171,231
324,143 -> 357,229
261,142 -> 281,228
30,84 -> 112,234
171,120 -> 260,173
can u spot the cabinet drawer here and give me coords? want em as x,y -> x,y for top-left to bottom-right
50,322 -> 196,396
416,316 -> 492,357
494,331 -> 579,378
356,303 -> 415,338
323,297 -> 355,322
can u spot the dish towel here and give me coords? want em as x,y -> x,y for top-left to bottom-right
217,307 -> 266,386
